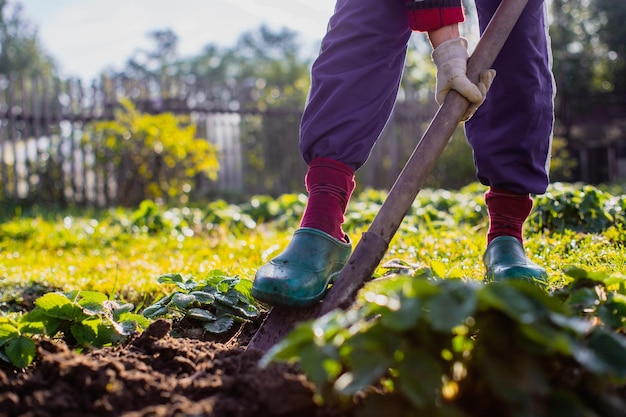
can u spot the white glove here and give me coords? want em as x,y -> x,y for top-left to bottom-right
432,37 -> 496,120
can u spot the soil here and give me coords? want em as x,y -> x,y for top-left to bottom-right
0,317 -> 353,417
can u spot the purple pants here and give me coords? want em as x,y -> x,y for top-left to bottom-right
300,0 -> 554,195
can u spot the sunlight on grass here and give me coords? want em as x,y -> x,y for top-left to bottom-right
0,222 -> 280,304
3,184 -> 626,307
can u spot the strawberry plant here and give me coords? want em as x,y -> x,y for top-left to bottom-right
142,270 -> 259,334
263,267 -> 626,416
530,183 -> 626,233
0,290 -> 150,368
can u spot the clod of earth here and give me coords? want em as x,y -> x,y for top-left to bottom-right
0,319 -> 350,417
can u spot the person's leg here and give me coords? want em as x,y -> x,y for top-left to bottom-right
300,0 -> 412,171
253,0 -> 412,307
466,0 -> 554,285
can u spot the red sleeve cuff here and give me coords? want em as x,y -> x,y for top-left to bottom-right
407,6 -> 465,32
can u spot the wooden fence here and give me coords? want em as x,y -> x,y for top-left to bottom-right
0,74 -> 441,207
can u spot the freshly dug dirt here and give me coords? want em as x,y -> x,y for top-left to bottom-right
0,319 -> 352,417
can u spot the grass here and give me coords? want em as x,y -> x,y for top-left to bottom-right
0,221 -> 273,304
2,184 -> 626,309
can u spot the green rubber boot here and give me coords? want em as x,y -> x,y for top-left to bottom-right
483,236 -> 548,287
252,227 -> 352,308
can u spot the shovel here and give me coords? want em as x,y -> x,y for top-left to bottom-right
249,0 -> 529,353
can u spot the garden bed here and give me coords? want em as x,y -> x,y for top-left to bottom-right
0,318 -> 349,417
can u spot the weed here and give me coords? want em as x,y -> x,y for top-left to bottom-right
142,270 -> 259,334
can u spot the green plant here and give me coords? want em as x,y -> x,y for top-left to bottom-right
529,183 -> 626,234
142,270 -> 259,334
263,268 -> 626,417
0,290 -> 149,368
130,200 -> 173,234
85,99 -> 219,206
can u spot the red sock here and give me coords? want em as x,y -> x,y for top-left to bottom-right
485,187 -> 533,245
300,158 -> 355,242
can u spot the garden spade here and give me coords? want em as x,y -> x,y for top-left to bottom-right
249,0 -> 530,353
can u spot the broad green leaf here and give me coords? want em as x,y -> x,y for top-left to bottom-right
21,309 -> 63,336
171,292 -> 196,308
563,266 -> 589,280
77,291 -> 109,314
149,293 -> 174,307
35,292 -> 86,321
5,336 -> 36,368
260,323 -> 318,367
225,302 -> 259,318
105,301 -> 134,314
431,260 -> 447,278
211,303 -> 251,321
565,287 -> 600,311
17,312 -> 46,335
71,320 -> 99,346
429,282 -> 477,332
583,270 -> 611,283
100,319 -> 130,343
118,312 -> 151,330
95,323 -> 126,346
189,291 -> 216,304
604,275 -> 626,291
406,277 -> 442,299
478,284 -> 538,324
234,279 -> 254,302
0,321 -> 19,346
118,320 -> 139,336
290,342 -> 335,389
109,302 -> 136,321
203,315 -> 235,333
506,279 -> 565,313
597,303 -> 626,330
564,265 -> 611,283
519,323 -> 575,355
413,266 -> 434,279
142,304 -> 169,318
204,269 -> 230,285
158,273 -> 185,284
548,312 -> 593,335
379,295 -> 421,331
214,290 -> 240,307
587,328 -> 626,377
187,308 -> 217,322
158,273 -> 198,291
335,352 -> 390,396
216,277 -> 239,293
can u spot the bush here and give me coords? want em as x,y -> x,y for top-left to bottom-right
84,99 -> 220,206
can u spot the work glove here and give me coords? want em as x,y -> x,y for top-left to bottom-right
432,37 -> 496,121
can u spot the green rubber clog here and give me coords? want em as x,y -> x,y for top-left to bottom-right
252,227 -> 352,308
483,236 -> 548,287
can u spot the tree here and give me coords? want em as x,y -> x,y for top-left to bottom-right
592,0 -> 626,93
0,0 -> 55,77
219,24 -> 311,111
124,29 -> 179,82
550,0 -> 611,97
